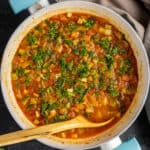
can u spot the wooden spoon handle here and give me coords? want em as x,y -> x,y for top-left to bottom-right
0,116 -> 113,146
0,118 -> 81,147
0,128 -> 42,147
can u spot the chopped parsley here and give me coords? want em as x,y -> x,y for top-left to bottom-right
73,47 -> 80,55
51,114 -> 69,123
27,34 -> 37,45
32,47 -> 51,70
59,58 -> 68,71
74,84 -> 86,94
99,75 -> 106,90
92,33 -> 100,41
109,47 -> 119,56
39,87 -> 47,98
98,39 -> 110,49
88,51 -> 96,57
41,73 -> 50,80
35,25 -> 42,33
108,79 -> 119,97
55,76 -> 66,90
67,23 -> 77,32
78,63 -> 89,78
104,54 -> 114,69
119,59 -> 131,75
64,38 -> 73,47
16,67 -> 25,77
76,88 -> 89,103
41,101 -> 58,116
24,75 -> 31,86
108,86 -> 119,97
22,96 -> 30,101
47,22 -> 58,39
80,47 -> 88,56
84,18 -> 95,28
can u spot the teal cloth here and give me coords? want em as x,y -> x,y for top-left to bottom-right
9,0 -> 38,13
114,138 -> 141,150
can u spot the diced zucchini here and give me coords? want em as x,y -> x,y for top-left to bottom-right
30,98 -> 37,105
12,73 -> 18,80
67,12 -> 72,17
104,29 -> 112,36
77,17 -> 86,24
18,49 -> 26,55
105,24 -> 112,29
81,78 -> 87,82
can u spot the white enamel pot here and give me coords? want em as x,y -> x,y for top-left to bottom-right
1,1 -> 150,150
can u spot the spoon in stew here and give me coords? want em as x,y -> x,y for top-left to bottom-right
0,115 -> 113,146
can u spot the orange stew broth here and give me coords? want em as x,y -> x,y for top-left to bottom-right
12,13 -> 138,138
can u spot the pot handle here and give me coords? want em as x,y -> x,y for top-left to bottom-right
9,0 -> 38,14
100,137 -> 141,150
114,138 -> 141,150
9,0 -> 49,14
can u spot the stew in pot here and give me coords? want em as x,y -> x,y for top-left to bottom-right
11,13 -> 138,138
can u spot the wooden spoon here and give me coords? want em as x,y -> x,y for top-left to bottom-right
0,115 -> 113,147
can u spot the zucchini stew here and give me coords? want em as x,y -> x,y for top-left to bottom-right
11,13 -> 138,138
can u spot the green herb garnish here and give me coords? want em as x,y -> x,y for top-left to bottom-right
47,22 -> 58,39
105,54 -> 114,69
119,59 -> 131,75
108,86 -> 119,97
27,34 -> 37,45
80,47 -> 88,56
24,75 -> 31,86
109,47 -> 119,56
76,88 -> 89,103
51,114 -> 69,123
41,101 -> 58,116
64,38 -> 73,47
98,39 -> 110,49
16,67 -> 25,77
78,63 -> 89,78
22,96 -> 30,101
67,23 -> 77,32
32,47 -> 51,70
84,18 -> 95,28
39,88 -> 47,98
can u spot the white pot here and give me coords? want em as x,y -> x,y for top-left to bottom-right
1,1 -> 149,149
